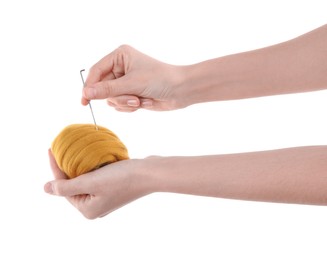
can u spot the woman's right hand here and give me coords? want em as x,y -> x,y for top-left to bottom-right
82,45 -> 188,112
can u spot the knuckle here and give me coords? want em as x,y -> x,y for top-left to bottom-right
118,44 -> 131,52
88,65 -> 103,79
75,204 -> 97,220
52,181 -> 64,196
116,44 -> 134,61
82,211 -> 98,220
88,64 -> 97,74
106,99 -> 116,107
81,208 -> 99,220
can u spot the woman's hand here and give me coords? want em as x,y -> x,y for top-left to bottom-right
82,26 -> 327,112
44,150 -> 153,219
82,45 -> 188,112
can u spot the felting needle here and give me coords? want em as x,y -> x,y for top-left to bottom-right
80,69 -> 98,130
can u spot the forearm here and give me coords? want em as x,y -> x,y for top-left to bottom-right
144,146 -> 327,205
177,24 -> 327,106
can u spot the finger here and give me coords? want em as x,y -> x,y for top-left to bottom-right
45,149 -> 69,195
48,149 -> 67,180
101,71 -> 120,81
107,100 -> 116,107
107,97 -> 154,112
83,78 -> 128,100
45,175 -> 92,197
81,96 -> 89,106
106,95 -> 141,107
140,98 -> 154,109
108,105 -> 140,112
86,67 -> 118,86
85,52 -> 116,86
85,45 -> 132,86
82,74 -> 125,106
115,107 -> 139,113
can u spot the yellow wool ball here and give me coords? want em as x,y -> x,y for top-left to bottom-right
51,124 -> 129,178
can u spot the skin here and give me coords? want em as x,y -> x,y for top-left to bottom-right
45,24 -> 327,219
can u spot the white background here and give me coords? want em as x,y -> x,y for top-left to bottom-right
1,0 -> 327,259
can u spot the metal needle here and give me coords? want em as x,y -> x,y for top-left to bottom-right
80,69 -> 98,130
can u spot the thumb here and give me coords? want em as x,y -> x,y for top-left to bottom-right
83,78 -> 127,100
44,178 -> 89,197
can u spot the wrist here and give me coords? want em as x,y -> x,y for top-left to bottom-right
172,60 -> 227,107
131,157 -> 161,195
135,156 -> 175,194
137,156 -> 192,194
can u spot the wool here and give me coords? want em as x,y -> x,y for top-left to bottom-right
51,124 -> 129,178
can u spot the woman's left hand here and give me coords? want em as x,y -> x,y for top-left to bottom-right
44,150 -> 153,219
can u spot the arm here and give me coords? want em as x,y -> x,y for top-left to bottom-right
149,146 -> 327,205
45,146 -> 327,219
83,25 -> 327,111
177,24 -> 327,107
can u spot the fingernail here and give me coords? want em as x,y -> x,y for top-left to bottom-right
44,182 -> 53,194
142,100 -> 153,107
127,100 -> 139,107
84,88 -> 96,99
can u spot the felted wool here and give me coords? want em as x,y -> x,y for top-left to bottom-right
51,124 -> 129,178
